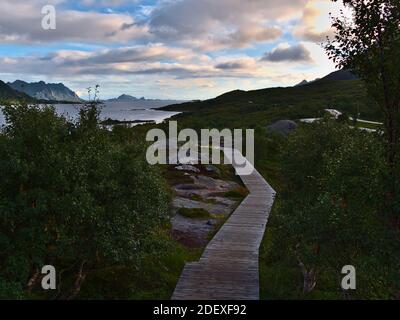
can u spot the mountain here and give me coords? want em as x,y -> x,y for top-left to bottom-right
295,80 -> 309,87
316,69 -> 359,82
0,80 -> 33,101
107,94 -> 139,102
105,94 -> 187,108
162,73 -> 382,126
8,80 -> 83,102
293,69 -> 358,88
106,94 -> 176,102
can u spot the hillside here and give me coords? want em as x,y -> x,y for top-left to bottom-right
0,80 -> 33,102
315,69 -> 359,83
8,80 -> 83,102
162,78 -> 379,129
296,69 -> 358,87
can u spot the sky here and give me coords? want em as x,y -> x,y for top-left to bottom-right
0,0 -> 344,100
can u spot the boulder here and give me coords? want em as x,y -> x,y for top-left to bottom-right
205,165 -> 220,174
175,164 -> 200,173
266,120 -> 298,136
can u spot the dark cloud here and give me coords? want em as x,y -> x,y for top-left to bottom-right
60,45 -> 196,66
215,61 -> 250,70
216,62 -> 242,70
261,44 -> 313,63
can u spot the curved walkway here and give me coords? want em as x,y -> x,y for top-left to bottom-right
172,150 -> 276,300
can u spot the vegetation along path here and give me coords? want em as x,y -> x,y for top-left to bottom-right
172,149 -> 276,300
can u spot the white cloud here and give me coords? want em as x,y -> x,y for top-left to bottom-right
144,0 -> 308,50
0,0 -> 341,99
0,0 -> 147,44
292,0 -> 346,43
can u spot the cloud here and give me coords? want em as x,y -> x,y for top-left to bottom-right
146,0 -> 307,50
0,0 -> 340,99
78,0 -> 128,6
292,0 -> 346,42
215,58 -> 257,70
262,43 -> 313,63
0,0 -> 325,51
59,44 -> 205,65
0,0 -> 147,44
0,45 -> 271,83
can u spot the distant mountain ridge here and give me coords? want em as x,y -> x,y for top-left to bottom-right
107,94 -> 142,102
106,94 -> 183,103
0,80 -> 33,101
8,80 -> 83,102
295,69 -> 359,87
317,69 -> 359,82
295,80 -> 309,87
105,94 -> 187,109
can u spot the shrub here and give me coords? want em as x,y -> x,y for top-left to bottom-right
0,103 -> 170,299
269,120 -> 400,298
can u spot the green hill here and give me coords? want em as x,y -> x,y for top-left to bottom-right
0,80 -> 32,102
163,79 -> 380,129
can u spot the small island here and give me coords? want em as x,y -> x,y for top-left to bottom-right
100,118 -> 156,126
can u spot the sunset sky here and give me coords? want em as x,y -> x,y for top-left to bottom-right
0,0 -> 345,100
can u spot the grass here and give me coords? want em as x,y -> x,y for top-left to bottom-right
164,165 -> 193,185
78,232 -> 202,300
355,120 -> 383,130
189,194 -> 203,202
162,80 -> 381,130
224,187 -> 249,199
177,207 -> 211,219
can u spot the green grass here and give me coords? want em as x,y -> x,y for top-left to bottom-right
78,232 -> 201,300
355,120 -> 383,130
177,207 -> 211,219
162,80 -> 381,130
224,187 -> 249,199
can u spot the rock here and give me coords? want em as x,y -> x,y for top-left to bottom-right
174,184 -> 204,191
175,164 -> 200,173
266,120 -> 298,136
171,215 -> 213,248
207,220 -> 216,226
206,196 -> 236,206
172,197 -> 232,215
170,172 -> 244,249
192,175 -> 239,191
205,165 -> 220,174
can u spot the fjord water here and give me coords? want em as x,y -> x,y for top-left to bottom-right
0,101 -> 181,127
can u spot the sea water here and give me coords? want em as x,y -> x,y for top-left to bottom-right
0,101 -> 181,127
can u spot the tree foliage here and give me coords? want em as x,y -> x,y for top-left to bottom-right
273,121 -> 399,298
325,0 -> 400,214
0,102 -> 170,299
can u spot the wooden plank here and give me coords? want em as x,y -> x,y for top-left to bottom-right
172,150 -> 276,300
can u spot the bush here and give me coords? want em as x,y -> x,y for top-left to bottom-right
0,103 -> 170,299
266,120 -> 400,299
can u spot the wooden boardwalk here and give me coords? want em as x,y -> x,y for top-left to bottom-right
172,150 -> 276,300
